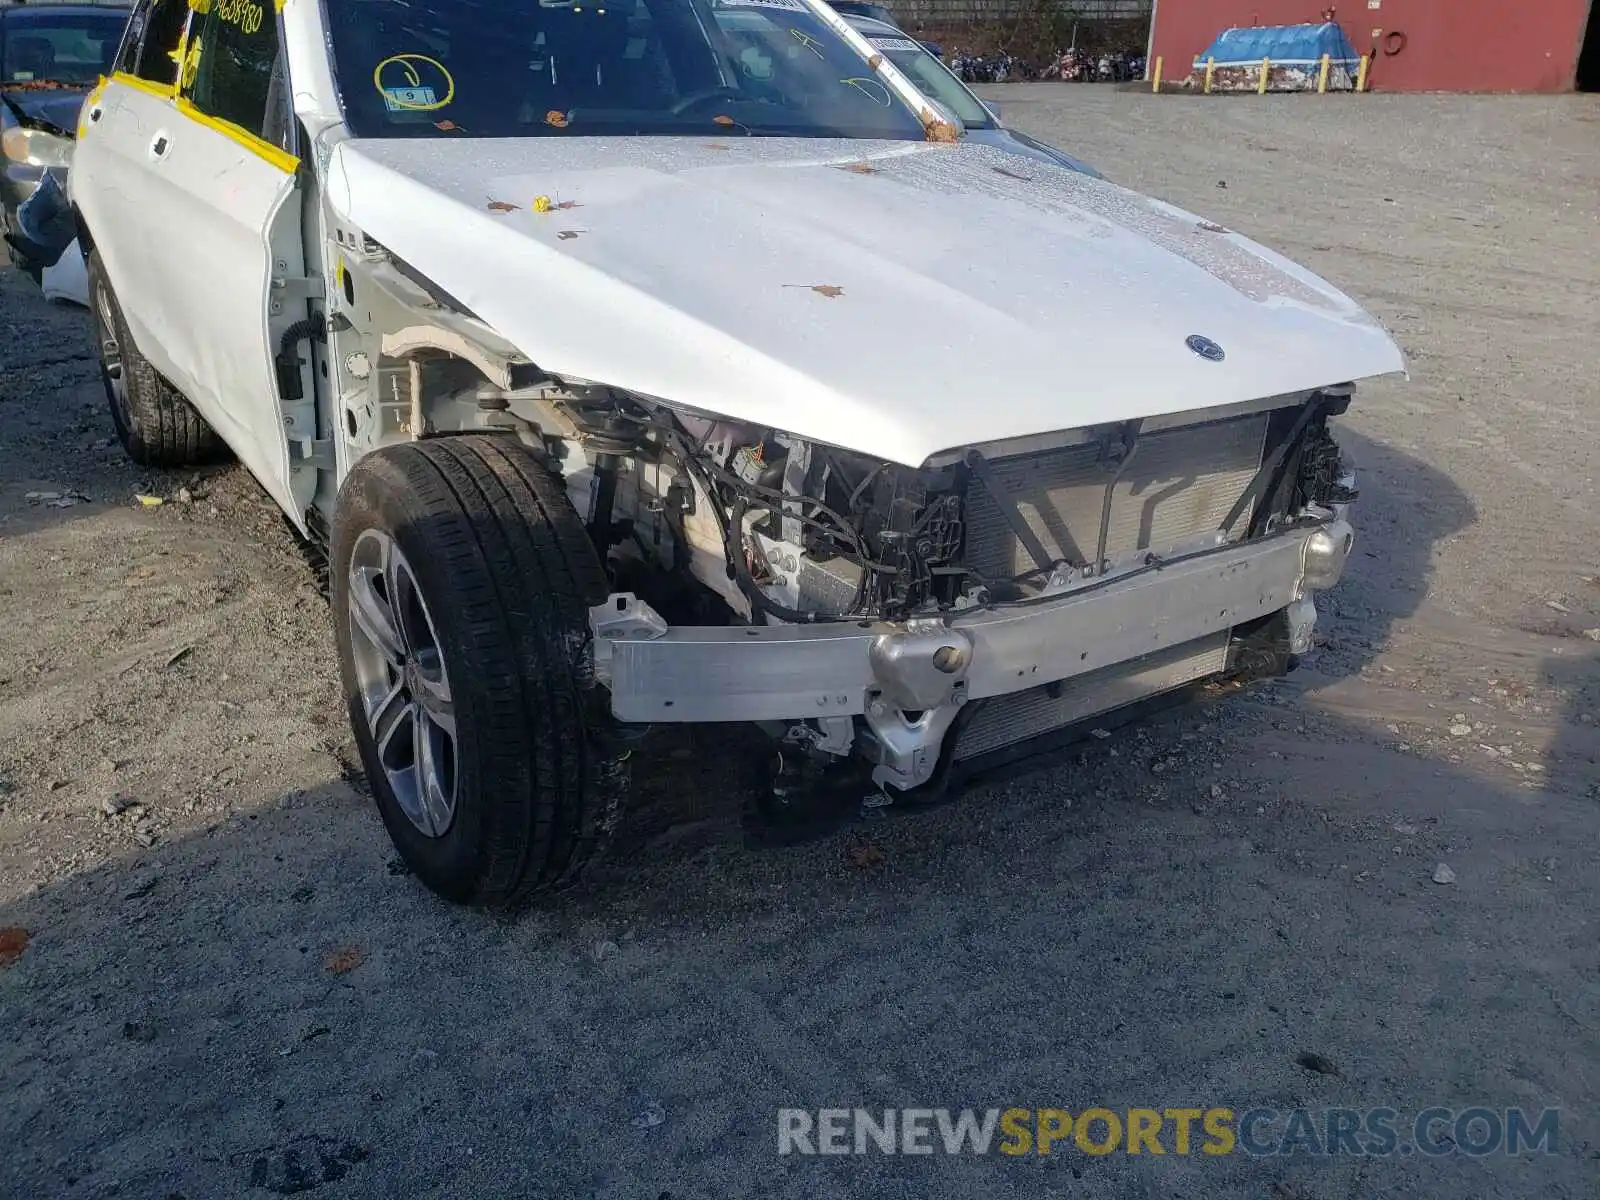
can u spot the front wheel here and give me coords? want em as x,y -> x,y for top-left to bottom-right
331,436 -> 628,906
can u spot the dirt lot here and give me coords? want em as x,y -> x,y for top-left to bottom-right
2,91 -> 1598,1199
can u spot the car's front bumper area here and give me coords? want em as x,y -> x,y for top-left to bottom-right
1,160 -> 47,223
2,163 -> 66,277
593,517 -> 1352,772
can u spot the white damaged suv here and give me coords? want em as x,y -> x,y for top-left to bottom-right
70,0 -> 1401,904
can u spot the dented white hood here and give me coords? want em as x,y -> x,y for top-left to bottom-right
326,136 -> 1403,466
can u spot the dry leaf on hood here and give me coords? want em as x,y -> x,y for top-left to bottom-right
712,114 -> 736,126
811,284 -> 844,298
922,115 -> 960,144
544,110 -> 570,129
486,200 -> 519,212
557,230 -> 584,240
841,162 -> 877,174
992,165 -> 1032,182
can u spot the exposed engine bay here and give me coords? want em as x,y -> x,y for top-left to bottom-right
493,381 -> 1356,632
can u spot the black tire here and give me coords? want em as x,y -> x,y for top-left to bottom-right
330,435 -> 628,906
85,248 -> 226,468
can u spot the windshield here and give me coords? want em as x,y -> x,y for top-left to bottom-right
846,19 -> 991,129
2,10 -> 127,87
328,0 -> 927,141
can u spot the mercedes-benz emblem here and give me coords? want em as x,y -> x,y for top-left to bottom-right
1186,334 -> 1225,362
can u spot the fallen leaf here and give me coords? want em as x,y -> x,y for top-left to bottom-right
544,109 -> 569,129
434,120 -> 461,132
866,54 -> 883,69
785,283 -> 846,298
841,161 -> 877,174
486,199 -> 519,212
554,200 -> 582,210
0,927 -> 29,966
922,116 -> 960,143
991,165 -> 1032,181
847,843 -> 885,868
324,945 -> 364,975
1197,221 -> 1229,233
701,142 -> 731,151
712,114 -> 735,126
532,195 -> 554,213
556,230 -> 584,240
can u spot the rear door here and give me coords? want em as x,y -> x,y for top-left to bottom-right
73,0 -> 310,524
73,0 -> 195,387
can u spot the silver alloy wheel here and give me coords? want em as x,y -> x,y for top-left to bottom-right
93,281 -> 130,430
347,529 -> 458,837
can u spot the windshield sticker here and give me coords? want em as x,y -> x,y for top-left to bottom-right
840,77 -> 892,106
718,0 -> 810,11
373,55 -> 456,112
788,28 -> 825,59
868,37 -> 921,52
384,86 -> 438,111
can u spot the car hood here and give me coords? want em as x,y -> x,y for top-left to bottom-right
0,87 -> 87,137
326,136 -> 1403,466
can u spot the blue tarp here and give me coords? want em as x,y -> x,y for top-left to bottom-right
1193,22 -> 1360,68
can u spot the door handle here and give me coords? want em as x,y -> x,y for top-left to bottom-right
149,132 -> 171,161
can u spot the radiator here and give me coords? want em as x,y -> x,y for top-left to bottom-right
951,631 -> 1231,760
964,414 -> 1269,582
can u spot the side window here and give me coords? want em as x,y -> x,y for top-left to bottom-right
125,0 -> 189,86
187,0 -> 290,149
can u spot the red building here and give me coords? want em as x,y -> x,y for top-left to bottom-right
1149,0 -> 1600,92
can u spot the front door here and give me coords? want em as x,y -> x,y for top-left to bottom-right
73,0 -> 309,524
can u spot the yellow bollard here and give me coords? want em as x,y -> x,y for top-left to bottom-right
1204,57 -> 1215,94
1356,54 -> 1370,92
1152,56 -> 1163,92
1318,53 -> 1330,93
1258,56 -> 1270,94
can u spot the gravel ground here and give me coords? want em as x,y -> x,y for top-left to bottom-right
2,91 -> 1598,1199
